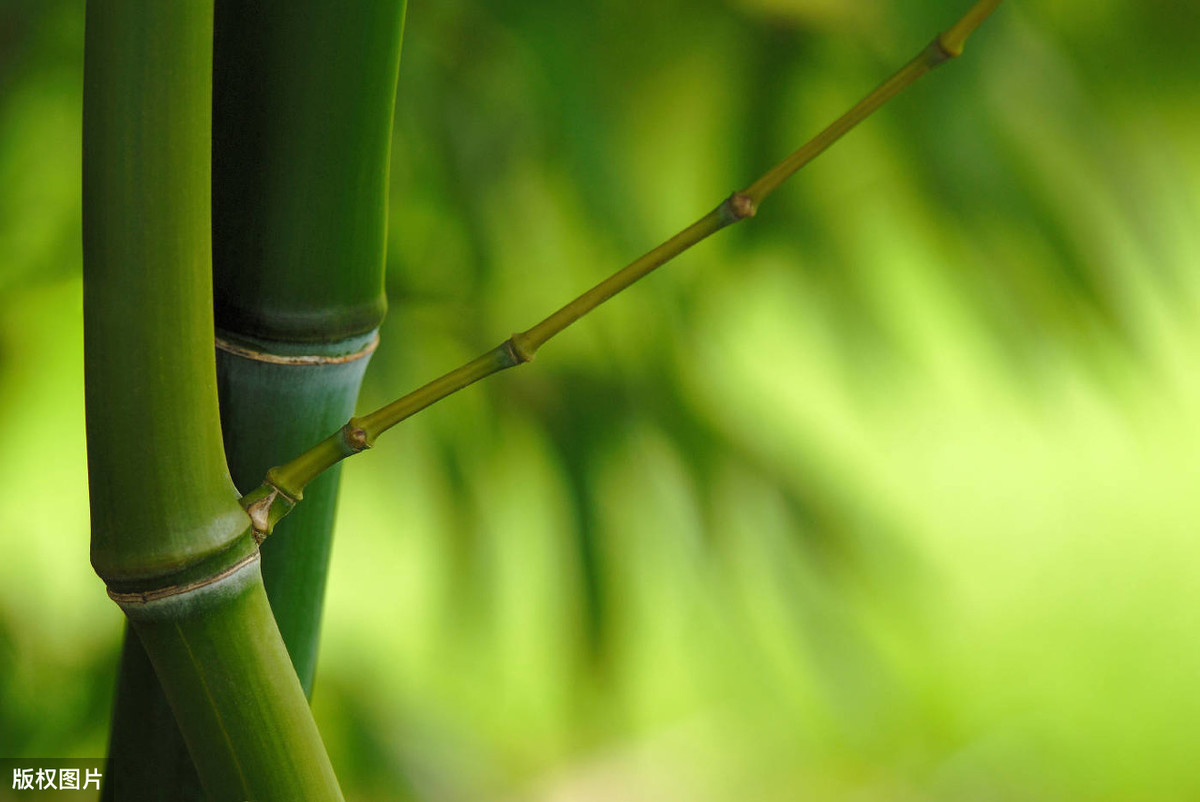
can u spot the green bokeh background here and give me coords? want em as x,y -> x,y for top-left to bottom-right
3,0 -> 1200,799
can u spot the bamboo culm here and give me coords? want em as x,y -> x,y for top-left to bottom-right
100,2 -> 407,798
83,1 -> 343,798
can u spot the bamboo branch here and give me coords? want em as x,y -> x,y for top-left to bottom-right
244,0 -> 1004,536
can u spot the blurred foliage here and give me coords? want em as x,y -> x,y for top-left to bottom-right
3,0 -> 1200,799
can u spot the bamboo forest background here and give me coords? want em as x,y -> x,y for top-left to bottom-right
2,0 -> 1200,799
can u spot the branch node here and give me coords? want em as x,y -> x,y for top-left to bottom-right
930,34 -> 959,64
242,478 -> 299,542
341,421 -> 372,453
720,192 -> 758,226
245,491 -> 275,538
506,333 -> 535,365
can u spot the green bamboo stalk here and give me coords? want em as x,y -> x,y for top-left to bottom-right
101,4 -> 406,796
242,0 -> 1005,529
110,553 -> 343,801
211,0 -> 405,344
214,333 -> 380,689
83,2 -> 341,799
104,627 -> 204,800
211,0 -> 406,691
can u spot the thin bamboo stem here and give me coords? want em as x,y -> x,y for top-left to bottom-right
247,0 -> 1004,535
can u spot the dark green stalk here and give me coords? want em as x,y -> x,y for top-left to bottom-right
245,0 -> 1005,531
105,627 -> 205,800
211,0 -> 405,343
103,4 -> 405,796
210,0 -> 405,690
214,333 -> 380,691
84,2 -> 340,799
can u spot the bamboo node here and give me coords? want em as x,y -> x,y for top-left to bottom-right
246,491 -> 277,538
720,192 -> 758,225
931,34 -> 959,64
107,551 -> 261,607
242,477 -> 300,541
505,334 -> 535,365
341,423 -> 372,453
215,331 -> 380,365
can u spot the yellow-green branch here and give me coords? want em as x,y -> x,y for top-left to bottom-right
243,0 -> 1004,536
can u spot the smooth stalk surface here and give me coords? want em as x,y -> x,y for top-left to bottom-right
84,2 -> 342,798
104,3 -> 406,797
211,0 -> 406,691
246,0 -> 1004,534
83,0 -> 246,584
114,553 -> 344,801
212,0 -> 405,342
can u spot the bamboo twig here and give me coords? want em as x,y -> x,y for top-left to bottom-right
245,0 -> 1004,535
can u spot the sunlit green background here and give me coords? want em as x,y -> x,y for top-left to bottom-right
3,0 -> 1200,799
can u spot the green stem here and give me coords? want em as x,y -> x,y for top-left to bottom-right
104,627 -> 204,801
84,2 -> 341,798
211,2 -> 405,342
83,0 -> 245,585
114,546 -> 343,801
211,0 -> 407,706
210,0 -> 405,688
216,332 -> 380,693
104,2 -> 406,795
248,0 -> 1004,533
742,41 -> 945,205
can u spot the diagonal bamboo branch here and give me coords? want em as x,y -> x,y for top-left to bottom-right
241,0 -> 1005,537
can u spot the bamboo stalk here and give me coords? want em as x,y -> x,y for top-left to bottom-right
210,0 -> 406,691
104,627 -> 204,801
83,2 -> 341,798
83,0 -> 246,585
112,554 -> 343,800
102,4 -> 406,795
211,0 -> 405,343
215,332 -> 379,690
245,0 -> 1005,530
